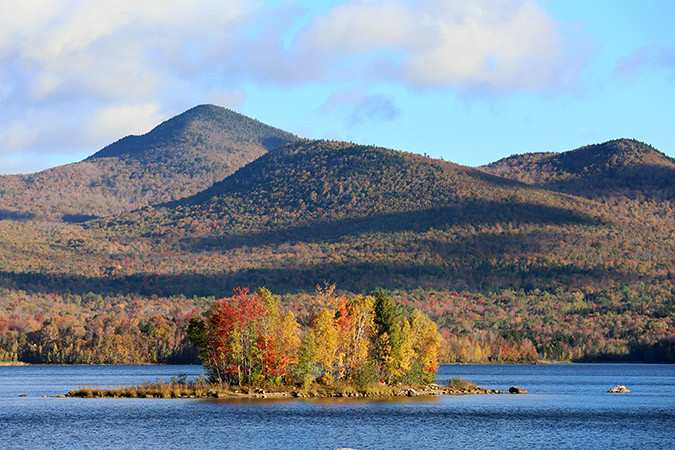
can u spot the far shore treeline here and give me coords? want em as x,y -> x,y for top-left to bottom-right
0,284 -> 673,366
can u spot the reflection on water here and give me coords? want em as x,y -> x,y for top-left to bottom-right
1,364 -> 673,449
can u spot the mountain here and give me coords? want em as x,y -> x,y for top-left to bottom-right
482,139 -> 675,199
1,134 -> 673,365
103,139 -> 603,245
86,138 -> 674,294
1,133 -> 672,296
0,105 -> 299,221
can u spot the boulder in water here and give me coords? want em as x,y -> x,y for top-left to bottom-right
608,385 -> 630,393
509,386 -> 528,394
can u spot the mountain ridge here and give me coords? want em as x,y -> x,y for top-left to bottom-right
0,112 -> 672,365
482,138 -> 675,199
106,139 -> 602,244
0,104 -> 299,221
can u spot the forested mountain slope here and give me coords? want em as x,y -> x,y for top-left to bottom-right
483,139 -> 675,200
86,139 -> 673,298
0,105 -> 299,221
1,136 -> 671,364
100,139 -> 604,244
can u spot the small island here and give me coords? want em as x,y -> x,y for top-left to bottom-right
65,287 -> 508,400
65,377 -> 505,400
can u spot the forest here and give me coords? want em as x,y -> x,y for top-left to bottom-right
1,282 -> 672,365
0,108 -> 672,366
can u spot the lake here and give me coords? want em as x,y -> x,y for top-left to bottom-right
1,364 -> 673,449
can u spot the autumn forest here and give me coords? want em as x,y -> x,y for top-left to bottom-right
0,105 -> 673,367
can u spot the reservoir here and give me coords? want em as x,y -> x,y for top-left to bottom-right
1,363 -> 673,449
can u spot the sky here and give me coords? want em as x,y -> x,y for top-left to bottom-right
0,0 -> 673,174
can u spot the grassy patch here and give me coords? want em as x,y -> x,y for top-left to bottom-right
66,379 -> 437,399
446,377 -> 479,390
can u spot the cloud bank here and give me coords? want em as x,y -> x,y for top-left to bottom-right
0,0 -> 586,173
292,0 -> 582,91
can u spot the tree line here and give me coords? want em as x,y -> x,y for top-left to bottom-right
0,283 -> 672,365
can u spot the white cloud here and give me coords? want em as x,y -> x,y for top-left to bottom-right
0,121 -> 36,153
0,0 -> 254,166
1,0 -> 251,102
0,0 -> 582,104
291,0 -> 585,91
0,106 -> 102,157
0,0 -> 588,173
85,103 -> 163,143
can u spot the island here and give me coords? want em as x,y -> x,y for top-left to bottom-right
64,287 -> 514,400
65,378 -> 506,400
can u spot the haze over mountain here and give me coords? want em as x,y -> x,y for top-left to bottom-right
0,105 -> 299,221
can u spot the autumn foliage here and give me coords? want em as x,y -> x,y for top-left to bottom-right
0,138 -> 673,366
188,286 -> 441,387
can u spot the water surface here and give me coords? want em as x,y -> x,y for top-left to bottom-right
1,364 -> 673,449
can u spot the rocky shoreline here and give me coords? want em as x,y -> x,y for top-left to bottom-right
63,383 -> 514,400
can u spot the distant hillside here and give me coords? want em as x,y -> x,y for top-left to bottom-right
103,139 -> 603,246
0,105 -> 299,221
2,136 -> 672,296
83,138 -> 674,295
483,139 -> 675,199
1,137 -> 673,365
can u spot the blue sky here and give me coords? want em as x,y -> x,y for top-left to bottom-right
0,0 -> 673,174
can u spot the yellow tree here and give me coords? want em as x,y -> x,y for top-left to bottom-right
374,332 -> 394,382
277,310 -> 301,368
312,307 -> 339,382
408,309 -> 441,384
395,320 -> 414,382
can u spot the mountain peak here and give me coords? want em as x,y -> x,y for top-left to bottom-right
0,105 -> 299,220
562,138 -> 671,169
483,138 -> 675,198
87,104 -> 296,161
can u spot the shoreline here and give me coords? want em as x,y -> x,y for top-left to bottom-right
6,360 -> 665,367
